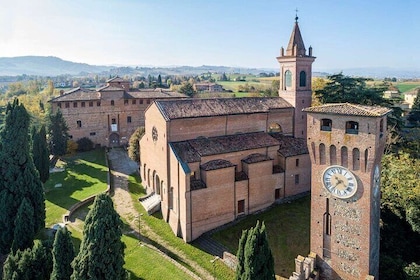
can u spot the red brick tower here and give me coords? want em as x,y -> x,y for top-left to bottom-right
304,104 -> 391,279
277,16 -> 315,139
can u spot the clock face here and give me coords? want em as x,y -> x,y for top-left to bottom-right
322,165 -> 358,199
152,126 -> 158,142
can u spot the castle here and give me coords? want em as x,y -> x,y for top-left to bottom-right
49,77 -> 186,147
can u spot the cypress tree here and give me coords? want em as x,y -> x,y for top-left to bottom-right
71,194 -> 127,280
51,226 -> 75,280
236,221 -> 275,280
236,228 -> 249,280
11,198 -> 35,253
31,241 -> 53,280
0,99 -> 45,254
32,124 -> 50,183
48,110 -> 69,156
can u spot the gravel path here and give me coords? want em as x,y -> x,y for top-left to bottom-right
107,148 -> 213,280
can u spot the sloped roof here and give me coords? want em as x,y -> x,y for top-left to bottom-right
286,22 -> 306,56
49,88 -> 100,102
171,132 -> 280,163
270,133 -> 308,157
242,153 -> 272,164
50,87 -> 185,102
303,103 -> 392,117
106,77 -> 126,83
155,97 -> 292,120
201,159 -> 234,171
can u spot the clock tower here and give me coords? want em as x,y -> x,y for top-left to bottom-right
277,16 -> 315,139
304,103 -> 391,279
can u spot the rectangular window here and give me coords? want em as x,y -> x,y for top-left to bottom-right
65,102 -> 70,108
296,159 -> 299,167
89,101 -> 93,107
132,99 -> 136,105
77,120 -> 82,128
57,103 -> 62,108
73,102 -> 78,108
238,200 -> 245,214
140,99 -> 144,104
81,102 -> 85,107
275,188 -> 281,200
97,101 -> 101,107
295,174 -> 300,185
90,132 -> 96,136
147,99 -> 151,104
111,100 -> 115,106
124,99 -> 128,105
112,118 -> 116,124
127,116 -> 132,123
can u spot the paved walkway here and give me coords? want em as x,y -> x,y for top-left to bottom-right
106,148 -> 213,280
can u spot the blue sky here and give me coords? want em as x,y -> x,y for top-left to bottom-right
1,0 -> 419,71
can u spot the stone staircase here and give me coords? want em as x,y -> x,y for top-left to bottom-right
194,233 -> 230,258
139,193 -> 161,214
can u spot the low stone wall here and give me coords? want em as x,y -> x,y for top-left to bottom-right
62,151 -> 112,223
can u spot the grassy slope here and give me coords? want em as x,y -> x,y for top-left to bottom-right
212,196 -> 311,278
44,149 -> 108,227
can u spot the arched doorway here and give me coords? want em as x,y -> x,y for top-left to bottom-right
155,175 -> 161,195
109,133 -> 120,147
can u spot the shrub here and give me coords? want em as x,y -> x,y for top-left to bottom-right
76,137 -> 94,152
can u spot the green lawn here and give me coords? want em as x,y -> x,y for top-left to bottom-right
44,149 -> 109,227
127,173 -> 235,280
212,196 -> 311,278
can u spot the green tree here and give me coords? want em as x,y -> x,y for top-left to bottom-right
11,198 -> 35,253
48,110 -> 69,156
314,73 -> 403,130
407,94 -> 420,127
32,125 -> 50,183
2,242 -> 52,280
51,227 -> 75,280
157,74 -> 162,87
235,229 -> 249,280
128,127 -> 145,163
71,194 -> 126,280
236,221 -> 275,280
0,99 -> 45,254
179,82 -> 196,97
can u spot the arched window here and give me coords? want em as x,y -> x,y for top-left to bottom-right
284,70 -> 292,89
321,119 -> 332,131
319,143 -> 326,165
364,149 -> 369,172
311,142 -> 316,163
353,148 -> 360,171
269,123 -> 282,133
346,121 -> 359,134
299,71 -> 306,87
380,119 -> 384,138
341,146 -> 348,167
330,145 -> 337,165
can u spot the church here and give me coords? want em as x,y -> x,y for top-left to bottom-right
139,18 -> 315,242
141,17 -> 391,280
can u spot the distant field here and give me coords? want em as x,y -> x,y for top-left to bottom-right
396,82 -> 420,93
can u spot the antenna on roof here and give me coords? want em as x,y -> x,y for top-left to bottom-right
295,8 -> 299,23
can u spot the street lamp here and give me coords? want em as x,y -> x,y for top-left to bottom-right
210,256 -> 220,280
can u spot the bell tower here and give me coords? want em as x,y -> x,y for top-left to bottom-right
304,103 -> 391,279
277,16 -> 315,139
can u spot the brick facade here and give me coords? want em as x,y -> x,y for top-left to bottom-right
49,78 -> 186,147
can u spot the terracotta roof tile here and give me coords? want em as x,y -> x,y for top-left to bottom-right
49,88 -> 99,102
201,159 -> 234,171
171,132 -> 281,163
303,103 -> 392,117
155,97 -> 293,120
270,133 -> 308,157
242,153 -> 272,164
